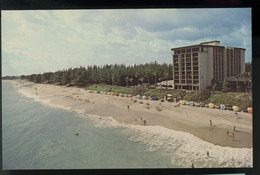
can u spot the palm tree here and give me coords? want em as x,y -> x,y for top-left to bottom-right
139,77 -> 145,85
125,77 -> 130,87
235,75 -> 239,92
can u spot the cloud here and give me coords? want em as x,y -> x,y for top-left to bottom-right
2,8 -> 252,76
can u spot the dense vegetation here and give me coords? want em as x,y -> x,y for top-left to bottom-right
2,76 -> 19,80
20,62 -> 172,87
16,61 -> 252,109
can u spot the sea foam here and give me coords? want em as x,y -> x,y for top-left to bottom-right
15,83 -> 253,168
80,113 -> 252,168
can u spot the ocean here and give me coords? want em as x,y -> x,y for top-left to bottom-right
2,81 -> 252,169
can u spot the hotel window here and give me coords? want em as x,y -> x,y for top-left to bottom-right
192,53 -> 198,56
173,55 -> 178,58
192,47 -> 199,52
201,47 -> 204,51
181,49 -> 186,53
187,49 -> 191,53
193,57 -> 198,62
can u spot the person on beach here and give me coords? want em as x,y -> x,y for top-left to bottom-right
234,125 -> 236,131
144,120 -> 147,126
210,120 -> 212,126
191,163 -> 194,168
232,133 -> 234,141
36,93 -> 38,95
75,133 -> 79,136
207,151 -> 209,157
127,105 -> 130,112
141,117 -> 142,121
227,130 -> 229,136
235,112 -> 238,117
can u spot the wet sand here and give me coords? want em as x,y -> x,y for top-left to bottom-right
12,80 -> 252,148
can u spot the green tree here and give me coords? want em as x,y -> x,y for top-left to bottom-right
222,78 -> 230,92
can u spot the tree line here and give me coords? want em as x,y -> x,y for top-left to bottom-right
20,62 -> 173,87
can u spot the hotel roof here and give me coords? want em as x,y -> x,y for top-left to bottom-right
171,41 -> 246,50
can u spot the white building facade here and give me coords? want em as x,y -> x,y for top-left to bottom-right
171,41 -> 245,90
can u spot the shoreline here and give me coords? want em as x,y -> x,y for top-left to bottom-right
9,80 -> 252,149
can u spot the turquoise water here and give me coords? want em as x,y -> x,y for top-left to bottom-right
2,81 -> 252,169
2,82 -> 173,169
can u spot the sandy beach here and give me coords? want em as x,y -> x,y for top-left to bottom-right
13,80 -> 252,148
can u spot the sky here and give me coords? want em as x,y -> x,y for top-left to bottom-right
2,8 -> 251,76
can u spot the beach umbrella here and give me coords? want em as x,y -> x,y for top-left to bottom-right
180,100 -> 186,105
208,103 -> 214,109
119,93 -> 123,97
220,104 -> 226,110
124,94 -> 128,97
103,92 -> 107,95
100,91 -> 104,94
128,94 -> 132,98
232,106 -> 239,112
152,96 -> 158,101
199,102 -> 205,107
189,101 -> 194,106
114,93 -> 119,96
142,95 -> 147,100
97,91 -> 100,94
94,91 -> 97,94
107,92 -> 110,95
247,107 -> 252,114
194,102 -> 199,107
136,95 -> 141,99
111,92 -> 114,95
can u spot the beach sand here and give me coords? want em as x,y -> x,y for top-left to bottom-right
13,80 -> 252,148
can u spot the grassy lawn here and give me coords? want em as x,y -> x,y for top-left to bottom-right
85,84 -> 252,109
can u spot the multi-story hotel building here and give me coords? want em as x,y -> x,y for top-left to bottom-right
171,41 -> 245,90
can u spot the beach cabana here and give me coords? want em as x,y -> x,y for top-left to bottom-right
142,95 -> 147,100
232,106 -> 239,112
247,107 -> 252,114
114,93 -> 119,96
189,101 -> 194,106
124,94 -> 128,97
128,94 -> 133,98
220,104 -> 226,110
208,103 -> 214,109
180,100 -> 186,105
152,96 -> 158,101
